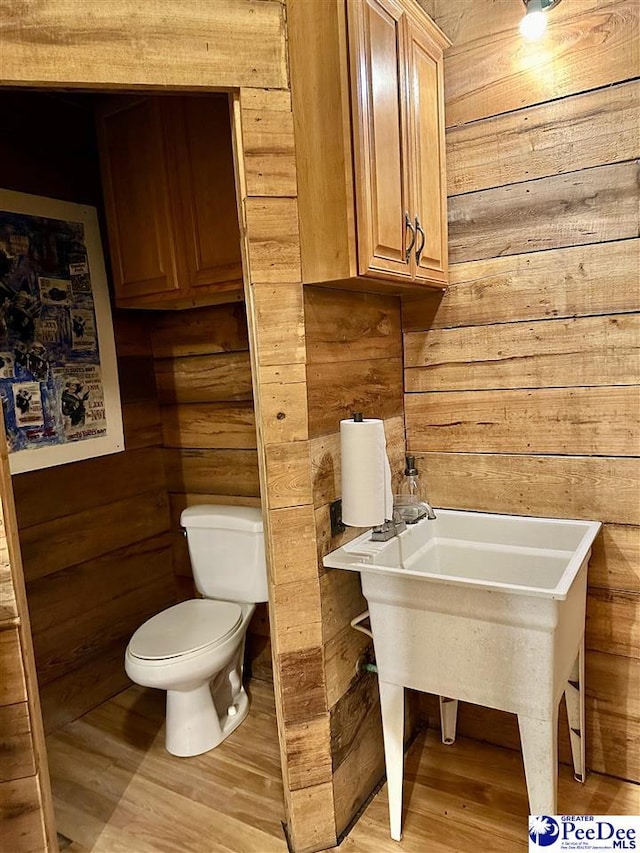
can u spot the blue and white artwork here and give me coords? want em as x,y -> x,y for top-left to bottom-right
0,191 -> 122,473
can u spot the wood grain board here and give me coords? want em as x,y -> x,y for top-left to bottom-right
448,161 -> 639,264
0,0 -> 288,90
406,386 -> 640,456
403,239 -> 640,331
439,0 -> 639,128
405,313 -> 640,391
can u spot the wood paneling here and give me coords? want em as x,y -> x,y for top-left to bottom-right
437,0 -> 639,128
589,524 -> 640,592
307,357 -> 403,439
164,448 -> 260,496
409,0 -> 640,786
448,161 -> 639,264
304,288 -> 403,362
241,98 -> 297,197
402,240 -> 640,331
20,490 -> 170,582
150,303 -> 249,359
0,626 -> 28,706
271,579 -> 323,655
446,80 -> 640,196
406,387 -> 640,456
330,675 -> 385,837
244,198 -> 302,283
0,702 -> 35,782
420,452 -> 639,525
13,447 -> 165,529
160,402 -> 257,449
587,589 -> 639,659
283,716 -> 333,791
0,0 -> 288,90
405,314 -> 640,391
154,351 -> 253,404
0,775 -> 47,853
251,281 -> 306,367
302,283 -> 406,846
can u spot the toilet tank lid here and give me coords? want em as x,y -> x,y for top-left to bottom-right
181,504 -> 263,532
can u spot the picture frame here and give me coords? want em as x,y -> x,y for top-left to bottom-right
0,189 -> 124,474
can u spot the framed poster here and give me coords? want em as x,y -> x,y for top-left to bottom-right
0,189 -> 123,474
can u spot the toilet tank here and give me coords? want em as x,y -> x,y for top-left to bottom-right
180,505 -> 268,603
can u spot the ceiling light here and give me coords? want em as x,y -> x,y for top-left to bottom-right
520,0 -> 562,41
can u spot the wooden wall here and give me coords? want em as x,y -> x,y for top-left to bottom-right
305,286 -> 407,838
412,0 -> 639,783
0,429 -> 57,853
147,302 -> 269,680
0,92 -> 176,734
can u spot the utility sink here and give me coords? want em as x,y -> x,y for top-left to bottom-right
323,509 -> 601,841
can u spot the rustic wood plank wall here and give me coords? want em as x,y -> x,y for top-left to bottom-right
234,85 -> 343,853
305,286 -> 407,838
0,431 -> 58,853
414,0 -> 639,783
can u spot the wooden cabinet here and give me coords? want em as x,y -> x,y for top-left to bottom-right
288,0 -> 449,293
96,95 -> 243,310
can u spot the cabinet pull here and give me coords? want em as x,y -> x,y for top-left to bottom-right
404,211 -> 416,263
415,216 -> 426,265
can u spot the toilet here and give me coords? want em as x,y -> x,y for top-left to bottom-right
125,505 -> 268,757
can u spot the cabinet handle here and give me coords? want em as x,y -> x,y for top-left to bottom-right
415,216 -> 426,266
404,211 -> 416,264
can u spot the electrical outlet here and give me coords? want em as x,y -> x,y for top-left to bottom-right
330,499 -> 346,537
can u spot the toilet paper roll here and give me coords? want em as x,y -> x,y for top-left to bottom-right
340,417 -> 393,527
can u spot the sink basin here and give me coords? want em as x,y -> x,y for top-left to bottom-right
324,509 -> 600,598
323,509 -> 601,841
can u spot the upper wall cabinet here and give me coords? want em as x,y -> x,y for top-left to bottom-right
288,0 -> 450,292
96,95 -> 243,310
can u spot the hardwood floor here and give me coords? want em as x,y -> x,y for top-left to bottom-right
48,680 -> 639,853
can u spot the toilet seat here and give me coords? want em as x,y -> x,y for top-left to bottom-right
128,599 -> 242,661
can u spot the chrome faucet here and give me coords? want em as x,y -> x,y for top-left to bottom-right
370,511 -> 407,542
424,501 -> 437,521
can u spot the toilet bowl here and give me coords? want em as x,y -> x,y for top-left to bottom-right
124,506 -> 268,757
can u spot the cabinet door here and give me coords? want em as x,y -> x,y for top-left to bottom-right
167,96 -> 243,292
97,98 -> 180,301
348,0 -> 413,280
405,18 -> 448,283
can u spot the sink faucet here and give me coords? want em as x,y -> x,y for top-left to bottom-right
370,511 -> 407,542
424,501 -> 437,521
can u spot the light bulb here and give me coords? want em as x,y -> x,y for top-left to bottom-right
520,9 -> 548,39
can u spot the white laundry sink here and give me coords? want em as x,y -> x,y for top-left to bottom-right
323,509 -> 601,841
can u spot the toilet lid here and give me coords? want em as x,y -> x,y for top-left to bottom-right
128,599 -> 243,660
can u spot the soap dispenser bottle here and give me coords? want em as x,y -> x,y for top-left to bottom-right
394,455 -> 436,523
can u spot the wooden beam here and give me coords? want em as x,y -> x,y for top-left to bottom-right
0,0 -> 288,90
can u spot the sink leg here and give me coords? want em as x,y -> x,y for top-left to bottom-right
379,680 -> 404,841
517,711 -> 558,816
564,639 -> 586,783
439,696 -> 458,745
